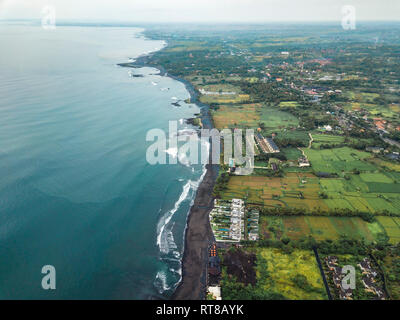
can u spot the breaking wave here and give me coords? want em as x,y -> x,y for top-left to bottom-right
154,162 -> 208,295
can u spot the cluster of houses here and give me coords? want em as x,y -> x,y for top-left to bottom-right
325,256 -> 354,300
209,199 -> 245,242
255,133 -> 280,154
247,209 -> 260,241
358,257 -> 387,300
325,256 -> 387,300
209,199 -> 259,242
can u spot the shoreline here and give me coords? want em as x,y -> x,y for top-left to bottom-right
119,53 -> 218,300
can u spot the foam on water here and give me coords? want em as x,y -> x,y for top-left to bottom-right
154,160 -> 208,294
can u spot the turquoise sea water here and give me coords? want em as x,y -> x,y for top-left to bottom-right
0,24 -> 205,299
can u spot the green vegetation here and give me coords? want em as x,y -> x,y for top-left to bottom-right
144,23 -> 400,300
260,216 -> 387,243
256,248 -> 327,300
376,245 -> 400,299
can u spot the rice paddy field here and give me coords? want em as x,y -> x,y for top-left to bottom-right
256,248 -> 327,300
222,173 -> 328,211
200,93 -> 251,105
210,102 -> 299,131
304,147 -> 374,173
320,173 -> 400,213
259,107 -> 299,130
211,103 -> 262,129
260,216 -> 387,243
376,217 -> 400,244
222,172 -> 400,214
368,158 -> 400,172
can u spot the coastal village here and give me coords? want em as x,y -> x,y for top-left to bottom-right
144,23 -> 400,301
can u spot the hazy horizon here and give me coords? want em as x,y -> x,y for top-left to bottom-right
1,0 -> 399,23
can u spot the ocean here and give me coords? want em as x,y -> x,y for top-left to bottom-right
0,23 -> 206,299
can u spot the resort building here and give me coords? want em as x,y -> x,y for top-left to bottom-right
247,209 -> 259,241
209,199 -> 259,243
209,199 -> 243,242
255,133 -> 280,154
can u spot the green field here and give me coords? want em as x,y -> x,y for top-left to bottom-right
304,147 -> 374,173
211,103 -> 262,129
259,107 -> 299,130
223,173 -> 329,212
319,174 -> 400,213
279,101 -> 300,108
223,172 -> 400,214
311,133 -> 345,149
260,216 -> 386,242
201,93 -> 251,105
283,147 -> 303,160
257,248 -> 327,300
376,217 -> 400,244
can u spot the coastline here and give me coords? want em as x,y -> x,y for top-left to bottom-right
119,52 -> 218,300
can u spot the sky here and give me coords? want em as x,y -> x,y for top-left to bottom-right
0,0 -> 399,23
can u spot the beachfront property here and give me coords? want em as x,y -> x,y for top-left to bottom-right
209,199 -> 260,242
247,209 -> 259,241
209,199 -> 245,242
255,133 -> 280,154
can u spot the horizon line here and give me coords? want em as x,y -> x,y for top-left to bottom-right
2,18 -> 400,25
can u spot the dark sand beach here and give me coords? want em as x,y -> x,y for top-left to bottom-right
172,161 -> 217,300
119,53 -> 218,300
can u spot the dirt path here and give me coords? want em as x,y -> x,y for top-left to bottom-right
298,132 -> 313,158
307,132 -> 314,149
